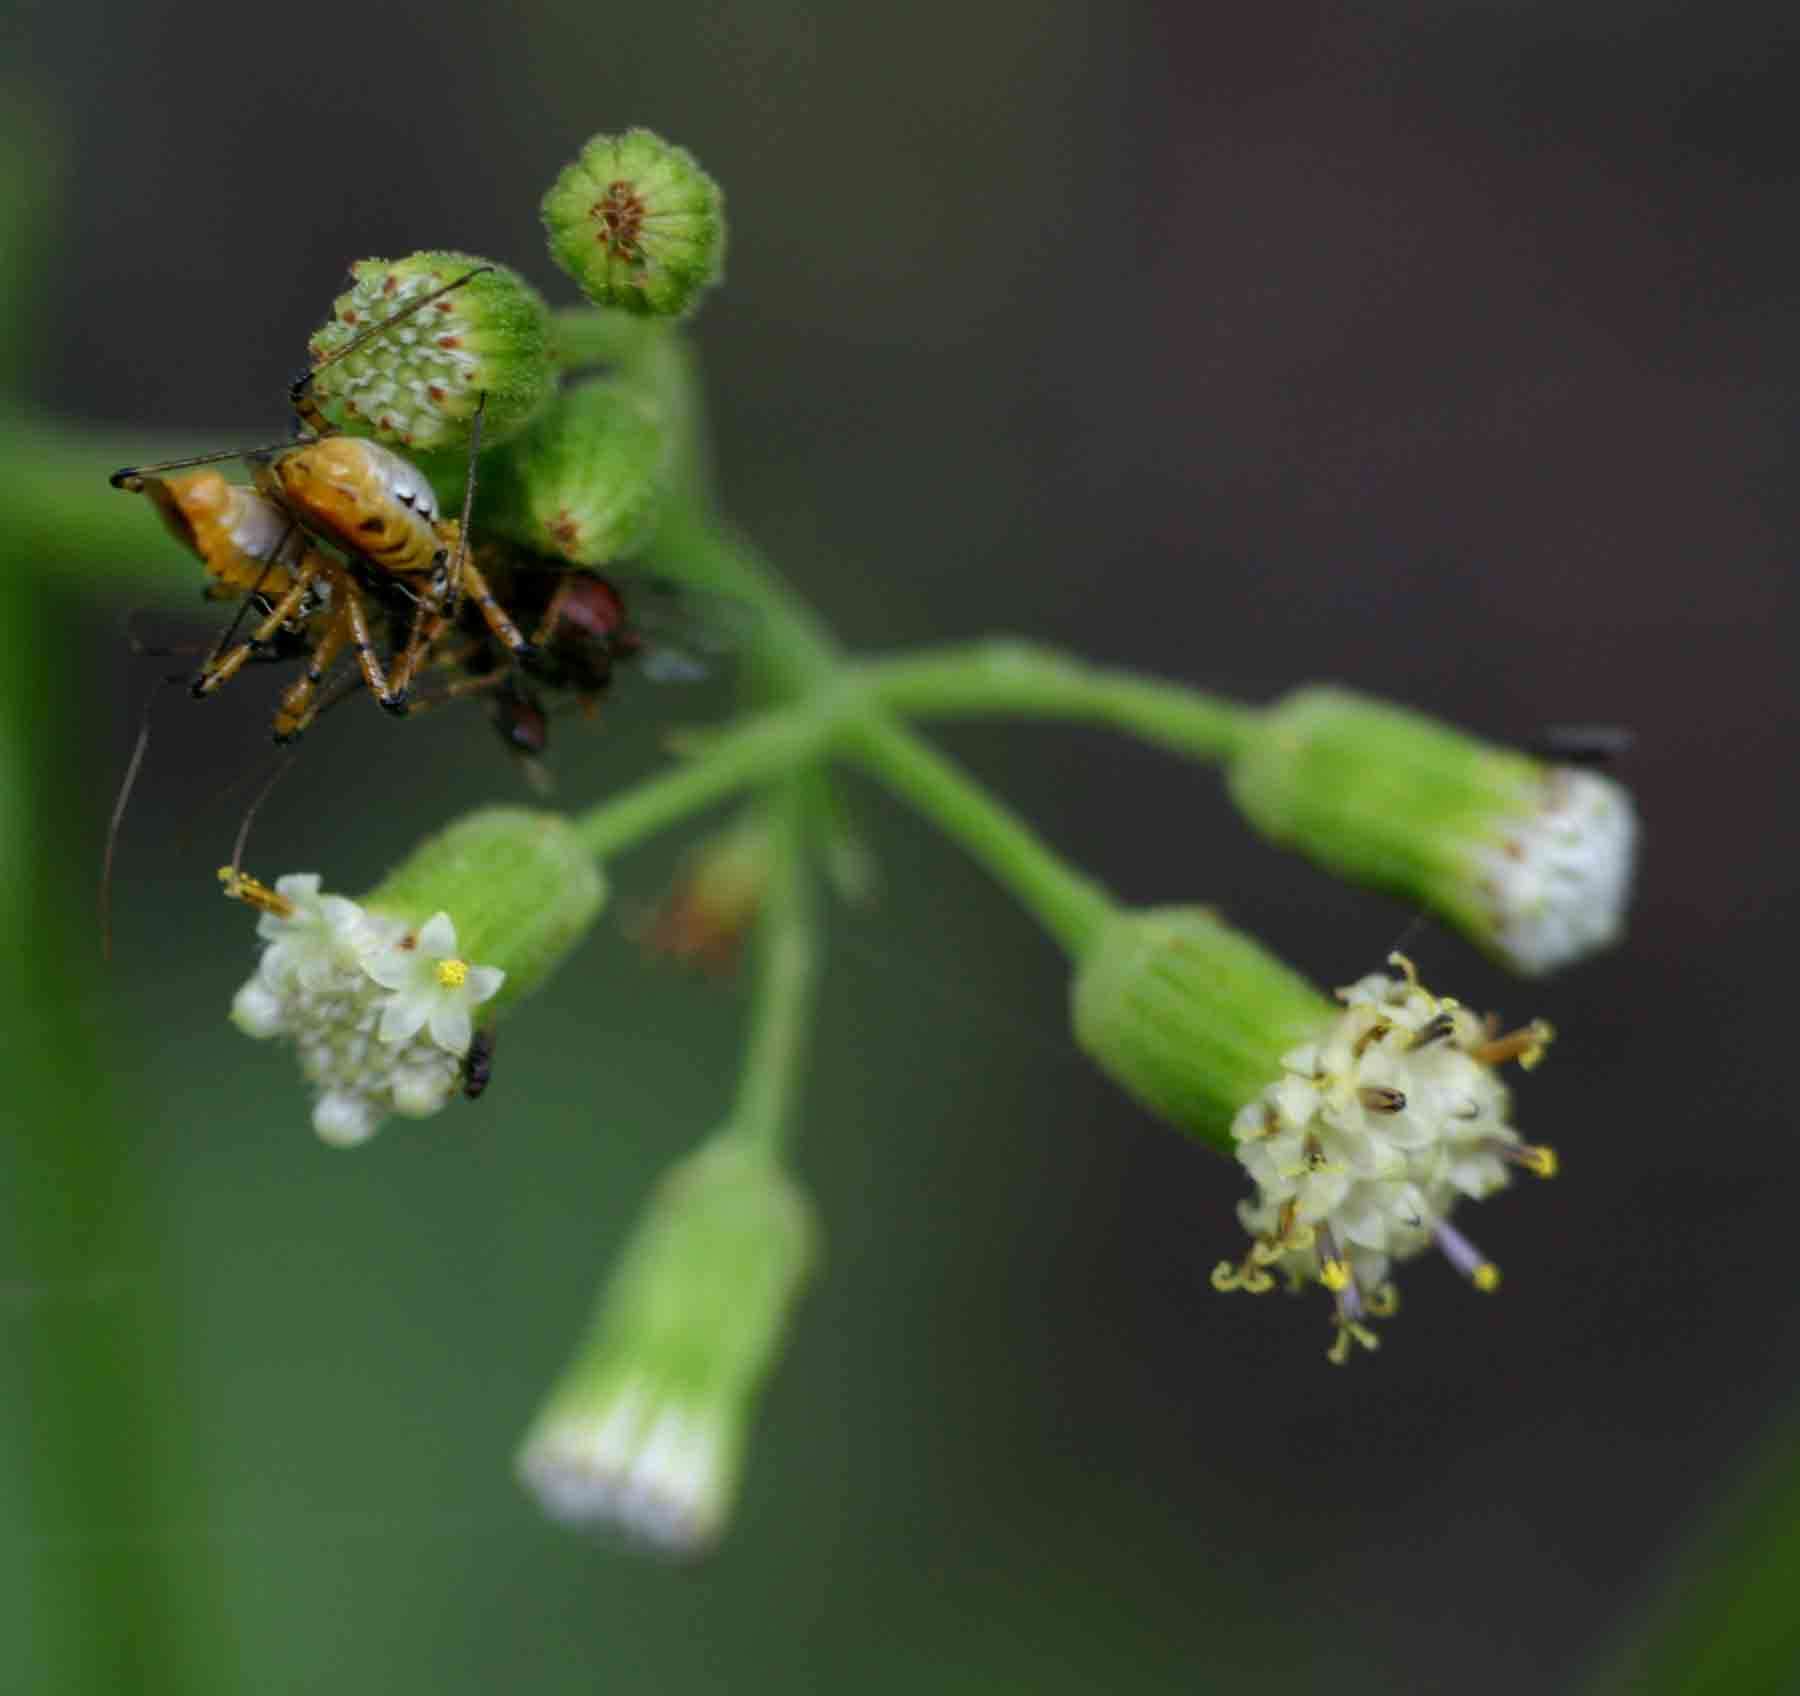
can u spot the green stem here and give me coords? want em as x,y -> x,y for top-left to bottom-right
867,639 -> 1259,762
572,697 -> 842,862
725,783 -> 820,1158
844,711 -> 1117,960
548,305 -> 671,371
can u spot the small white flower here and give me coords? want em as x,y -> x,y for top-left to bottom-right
224,875 -> 500,1146
254,873 -> 394,993
1474,769 -> 1637,975
1213,956 -> 1558,1363
365,912 -> 506,1055
516,1380 -> 729,1556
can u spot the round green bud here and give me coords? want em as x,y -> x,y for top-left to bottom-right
1071,907 -> 1333,1153
516,1137 -> 817,1554
541,130 -> 726,319
362,805 -> 605,1017
470,375 -> 672,565
1227,688 -> 1637,975
305,251 -> 555,453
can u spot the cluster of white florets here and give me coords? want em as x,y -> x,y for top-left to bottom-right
1476,768 -> 1637,975
1214,958 -> 1555,1363
228,874 -> 504,1147
517,1381 -> 729,1557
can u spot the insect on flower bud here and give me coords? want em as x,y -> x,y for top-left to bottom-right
223,808 -> 604,1146
1227,687 -> 1637,975
305,251 -> 555,453
515,1138 -> 816,1556
471,376 -> 672,566
541,129 -> 726,320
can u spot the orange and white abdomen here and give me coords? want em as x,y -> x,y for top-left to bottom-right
139,469 -> 311,598
265,436 -> 448,580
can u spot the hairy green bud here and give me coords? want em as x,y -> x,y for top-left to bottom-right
306,251 -> 555,453
470,376 -> 672,565
1228,688 -> 1637,975
542,130 -> 726,319
516,1137 -> 816,1555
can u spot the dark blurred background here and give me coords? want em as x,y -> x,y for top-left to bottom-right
4,2 -> 1797,1691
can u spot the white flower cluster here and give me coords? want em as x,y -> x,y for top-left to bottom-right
517,1383 -> 728,1557
228,874 -> 504,1147
1214,958 -> 1555,1363
1476,768 -> 1637,975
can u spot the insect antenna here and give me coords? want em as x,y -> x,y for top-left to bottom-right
225,745 -> 303,892
99,700 -> 158,961
446,393 -> 487,613
110,442 -> 302,489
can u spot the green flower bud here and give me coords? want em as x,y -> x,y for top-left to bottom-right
1070,906 -> 1332,1153
1227,687 -> 1637,975
223,807 -> 604,1146
360,806 -> 605,1018
516,1137 -> 816,1555
468,375 -> 671,565
541,129 -> 726,319
305,251 -> 555,453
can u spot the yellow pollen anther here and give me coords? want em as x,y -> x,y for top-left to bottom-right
1520,1144 -> 1559,1179
217,866 -> 295,919
1473,1262 -> 1502,1293
434,957 -> 470,989
1365,1283 -> 1399,1318
1474,1020 -> 1554,1071
1319,1258 -> 1351,1292
1327,1320 -> 1380,1365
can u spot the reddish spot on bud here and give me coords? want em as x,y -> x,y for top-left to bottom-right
341,309 -> 358,325
437,334 -> 462,349
382,274 -> 399,296
378,415 -> 395,432
434,298 -> 455,313
427,384 -> 448,404
591,180 -> 648,261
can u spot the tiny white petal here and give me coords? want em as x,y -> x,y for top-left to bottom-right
230,979 -> 287,1039
379,995 -> 431,1045
416,912 -> 459,957
313,1091 -> 379,1147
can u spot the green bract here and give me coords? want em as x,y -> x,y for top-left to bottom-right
469,376 -> 672,565
541,129 -> 726,319
1071,907 -> 1333,1153
306,250 -> 555,453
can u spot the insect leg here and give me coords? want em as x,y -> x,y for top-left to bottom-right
272,607 -> 354,743
191,557 -> 325,699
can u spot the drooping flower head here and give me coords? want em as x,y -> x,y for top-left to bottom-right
222,807 -> 606,1147
1212,954 -> 1556,1363
1227,687 -> 1638,975
1071,907 -> 1558,1361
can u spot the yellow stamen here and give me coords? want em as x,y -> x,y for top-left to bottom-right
217,866 -> 294,919
1365,1283 -> 1399,1318
1473,1019 -> 1554,1070
1518,1143 -> 1558,1179
1210,1261 -> 1240,1292
1473,1262 -> 1502,1293
1327,1320 -> 1380,1365
1319,1258 -> 1351,1292
434,957 -> 471,989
